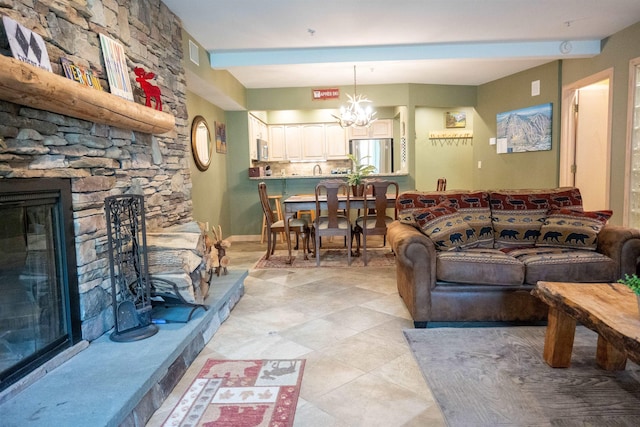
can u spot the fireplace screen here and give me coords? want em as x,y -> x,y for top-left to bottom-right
0,179 -> 79,391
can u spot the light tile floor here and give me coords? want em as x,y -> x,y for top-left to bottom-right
146,238 -> 445,427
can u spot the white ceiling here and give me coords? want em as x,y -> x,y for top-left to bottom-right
162,0 -> 640,102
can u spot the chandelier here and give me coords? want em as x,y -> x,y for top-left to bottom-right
333,65 -> 376,128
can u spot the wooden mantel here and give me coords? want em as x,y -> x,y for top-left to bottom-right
0,55 -> 175,135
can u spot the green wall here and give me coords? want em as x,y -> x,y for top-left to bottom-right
186,92 -> 230,232
562,21 -> 640,224
414,107 -> 475,191
474,61 -> 561,190
182,31 -> 240,235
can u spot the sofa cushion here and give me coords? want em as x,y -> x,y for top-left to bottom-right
490,191 -> 548,249
436,248 -> 525,285
440,191 -> 493,248
509,247 -> 617,284
536,209 -> 612,250
396,192 -> 446,226
413,206 -> 479,250
548,188 -> 584,210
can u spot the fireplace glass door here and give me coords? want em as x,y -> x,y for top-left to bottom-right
0,180 -> 78,390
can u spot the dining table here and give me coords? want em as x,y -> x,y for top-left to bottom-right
281,193 -> 398,264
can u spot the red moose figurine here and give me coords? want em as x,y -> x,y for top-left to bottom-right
134,67 -> 162,111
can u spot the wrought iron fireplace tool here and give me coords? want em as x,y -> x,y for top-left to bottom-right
105,194 -> 158,342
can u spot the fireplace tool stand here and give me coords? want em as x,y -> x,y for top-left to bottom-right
105,195 -> 158,342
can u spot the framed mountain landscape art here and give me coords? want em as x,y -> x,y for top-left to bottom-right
496,103 -> 552,154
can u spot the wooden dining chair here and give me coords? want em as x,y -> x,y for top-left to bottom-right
437,177 -> 447,191
353,179 -> 399,265
258,182 -> 310,260
314,179 -> 352,266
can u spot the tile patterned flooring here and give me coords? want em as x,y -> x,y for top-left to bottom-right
145,239 -> 445,426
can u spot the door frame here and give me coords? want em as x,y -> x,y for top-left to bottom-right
560,68 -> 613,209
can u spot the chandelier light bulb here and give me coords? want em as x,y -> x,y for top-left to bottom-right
332,66 -> 377,128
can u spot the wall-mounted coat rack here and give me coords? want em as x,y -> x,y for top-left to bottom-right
429,131 -> 473,146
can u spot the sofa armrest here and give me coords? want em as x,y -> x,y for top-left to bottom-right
387,220 -> 437,323
597,224 -> 640,277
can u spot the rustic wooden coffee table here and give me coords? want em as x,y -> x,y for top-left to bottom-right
532,281 -> 640,370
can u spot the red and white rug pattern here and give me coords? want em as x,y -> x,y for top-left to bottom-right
162,359 -> 305,427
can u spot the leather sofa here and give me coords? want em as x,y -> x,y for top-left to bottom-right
387,188 -> 640,327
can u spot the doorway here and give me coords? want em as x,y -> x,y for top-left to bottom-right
560,69 -> 613,211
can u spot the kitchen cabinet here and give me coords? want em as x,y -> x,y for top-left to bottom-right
260,121 -> 355,162
325,123 -> 349,159
268,125 -> 287,161
284,125 -> 302,160
249,114 -> 269,160
301,124 -> 325,160
348,119 -> 393,139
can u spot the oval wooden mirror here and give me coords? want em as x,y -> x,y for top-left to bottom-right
191,115 -> 212,171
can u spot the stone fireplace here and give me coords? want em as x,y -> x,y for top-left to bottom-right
0,178 -> 81,389
0,0 -> 192,390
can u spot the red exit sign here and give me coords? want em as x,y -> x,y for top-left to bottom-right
312,88 -> 340,100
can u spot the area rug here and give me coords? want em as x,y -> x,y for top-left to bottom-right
404,326 -> 640,427
253,249 -> 395,269
161,359 -> 305,427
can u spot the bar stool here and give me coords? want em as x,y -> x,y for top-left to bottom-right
295,194 -> 316,223
261,194 -> 285,243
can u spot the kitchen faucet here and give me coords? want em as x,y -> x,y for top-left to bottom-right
313,164 -> 322,175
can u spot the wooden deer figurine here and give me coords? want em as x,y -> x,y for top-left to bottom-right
211,225 -> 230,276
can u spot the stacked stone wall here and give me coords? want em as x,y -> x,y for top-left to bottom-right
0,0 -> 191,340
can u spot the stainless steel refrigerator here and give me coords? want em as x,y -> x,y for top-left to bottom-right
350,138 -> 394,174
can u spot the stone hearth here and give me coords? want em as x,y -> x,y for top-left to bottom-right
0,270 -> 246,426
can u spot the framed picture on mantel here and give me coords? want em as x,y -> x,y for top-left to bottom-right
2,16 -> 52,72
99,33 -> 134,101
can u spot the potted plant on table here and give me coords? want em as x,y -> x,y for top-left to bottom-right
346,153 -> 376,197
618,273 -> 640,311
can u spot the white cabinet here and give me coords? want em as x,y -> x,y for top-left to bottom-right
263,121 -> 361,161
325,123 -> 348,159
268,125 -> 287,161
284,125 -> 302,160
301,124 -> 325,160
249,114 -> 269,160
348,119 -> 393,139
349,125 -> 369,139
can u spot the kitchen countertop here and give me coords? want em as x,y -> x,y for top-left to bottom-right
249,172 -> 409,180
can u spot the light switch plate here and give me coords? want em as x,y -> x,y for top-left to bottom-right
531,80 -> 540,96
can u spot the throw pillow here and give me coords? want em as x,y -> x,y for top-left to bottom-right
397,192 -> 447,228
412,205 -> 479,251
440,191 -> 493,248
536,208 -> 612,250
489,192 -> 549,249
548,188 -> 584,211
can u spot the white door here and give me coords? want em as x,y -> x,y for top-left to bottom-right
574,80 -> 610,211
560,70 -> 612,211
